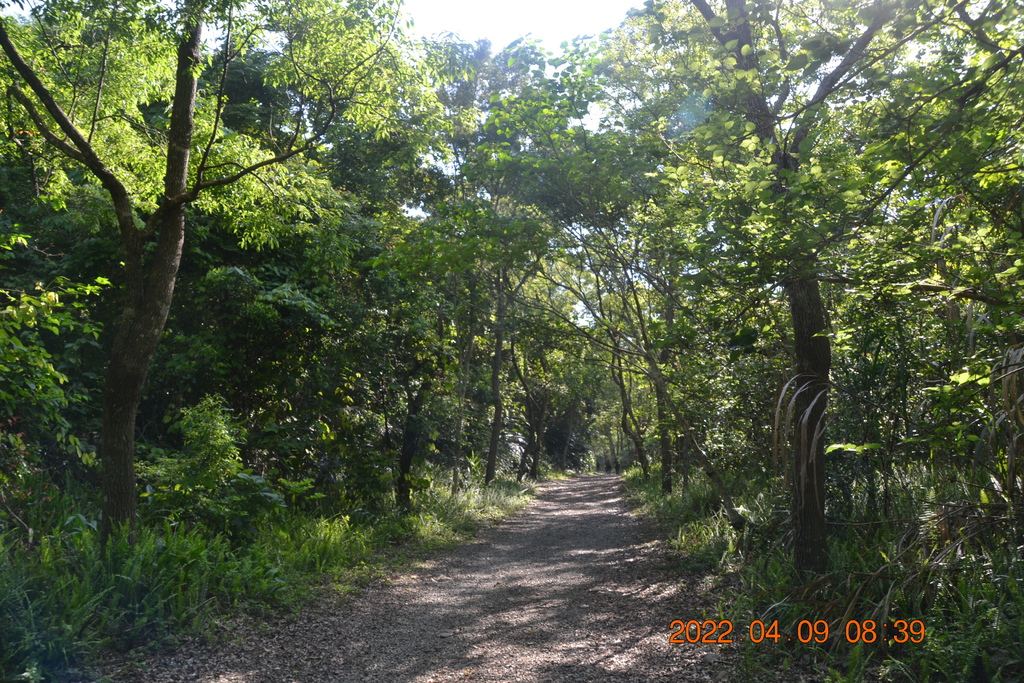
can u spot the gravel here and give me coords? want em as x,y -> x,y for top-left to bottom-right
96,475 -> 747,682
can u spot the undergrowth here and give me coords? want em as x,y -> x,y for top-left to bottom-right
0,475 -> 533,681
623,465 -> 1024,683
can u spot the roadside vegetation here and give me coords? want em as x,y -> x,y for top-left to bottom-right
625,467 -> 1024,682
1,463 -> 532,680
2,0 -> 1022,680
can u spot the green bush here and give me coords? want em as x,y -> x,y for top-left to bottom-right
138,395 -> 284,539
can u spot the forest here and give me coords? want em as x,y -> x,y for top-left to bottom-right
0,0 -> 1022,679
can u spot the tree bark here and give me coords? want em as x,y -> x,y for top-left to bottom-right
396,379 -> 431,508
450,334 -> 476,494
527,390 -> 547,481
677,433 -> 689,491
485,273 -> 506,484
3,0 -> 356,544
687,0 -> 887,576
610,345 -> 649,476
560,404 -> 575,470
0,10 -> 204,543
653,372 -> 673,494
786,277 -> 831,574
662,404 -> 748,531
511,343 -> 547,482
656,304 -> 676,493
684,432 -> 746,530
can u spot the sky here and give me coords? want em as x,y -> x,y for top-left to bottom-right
400,0 -> 645,51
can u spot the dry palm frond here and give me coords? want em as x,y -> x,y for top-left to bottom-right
773,373 -> 829,491
992,345 -> 1024,505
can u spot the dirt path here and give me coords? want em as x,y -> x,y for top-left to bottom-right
103,475 -> 737,682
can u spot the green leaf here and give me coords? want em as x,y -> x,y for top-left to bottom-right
784,53 -> 808,71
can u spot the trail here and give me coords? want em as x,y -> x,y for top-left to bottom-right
101,476 -> 739,682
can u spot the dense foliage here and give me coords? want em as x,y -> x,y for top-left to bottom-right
1,0 -> 1022,679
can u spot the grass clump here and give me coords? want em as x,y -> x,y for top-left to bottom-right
623,464 -> 739,573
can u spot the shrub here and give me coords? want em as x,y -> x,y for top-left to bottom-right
138,395 -> 284,539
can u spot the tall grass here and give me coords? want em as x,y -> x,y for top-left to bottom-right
624,464 -> 743,572
0,477 -> 534,681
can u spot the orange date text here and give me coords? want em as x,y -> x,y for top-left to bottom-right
669,619 -> 926,645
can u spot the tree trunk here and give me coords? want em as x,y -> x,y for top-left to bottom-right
511,343 -> 547,482
450,335 -> 476,494
603,426 -> 616,471
100,223 -> 183,541
662,404 -> 748,531
653,372 -> 673,494
786,276 -> 831,574
656,305 -> 676,493
560,404 -> 575,470
684,432 -> 747,530
516,438 -> 531,482
677,433 -> 689,491
528,403 -> 546,480
610,342 -> 649,476
0,12 -> 203,544
396,380 -> 431,508
99,317 -> 152,542
485,275 -> 506,484
684,0 -> 886,574
515,416 -> 544,483
100,18 -> 202,543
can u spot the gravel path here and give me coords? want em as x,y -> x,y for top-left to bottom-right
103,475 -> 739,682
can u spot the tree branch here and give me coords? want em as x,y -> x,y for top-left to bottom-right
7,85 -> 87,164
904,283 -> 1021,310
196,7 -> 235,185
0,19 -> 120,189
193,144 -> 313,193
955,1 -> 1004,53
687,0 -> 727,47
790,8 -> 887,153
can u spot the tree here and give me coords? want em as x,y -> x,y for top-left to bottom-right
0,0 -> 426,539
615,0 -> 1024,574
422,41 -> 556,484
